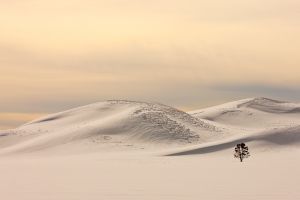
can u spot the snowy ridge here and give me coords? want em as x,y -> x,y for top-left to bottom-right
237,97 -> 300,113
0,97 -> 300,155
166,125 -> 300,156
0,100 -> 221,154
190,97 -> 300,129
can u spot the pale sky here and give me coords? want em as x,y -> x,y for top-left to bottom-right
1,0 -> 300,129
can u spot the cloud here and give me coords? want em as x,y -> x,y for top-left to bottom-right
0,0 -> 300,118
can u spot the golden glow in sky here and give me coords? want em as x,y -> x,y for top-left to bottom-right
0,0 -> 300,128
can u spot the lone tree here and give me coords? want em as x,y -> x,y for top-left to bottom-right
234,143 -> 250,162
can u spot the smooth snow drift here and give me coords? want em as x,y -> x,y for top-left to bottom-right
190,97 -> 300,129
1,97 -> 300,200
0,97 -> 299,155
0,100 -> 220,154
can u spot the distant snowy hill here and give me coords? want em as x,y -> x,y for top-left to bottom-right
190,97 -> 300,129
0,98 -> 299,155
0,100 -> 220,154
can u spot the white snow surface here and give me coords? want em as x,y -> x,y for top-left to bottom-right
0,97 -> 300,154
0,97 -> 300,200
0,100 -> 222,154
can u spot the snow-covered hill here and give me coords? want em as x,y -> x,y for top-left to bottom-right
160,97 -> 300,156
190,97 -> 300,130
0,97 -> 299,155
0,100 -> 221,154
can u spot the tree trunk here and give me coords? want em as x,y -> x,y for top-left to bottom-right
240,155 -> 243,162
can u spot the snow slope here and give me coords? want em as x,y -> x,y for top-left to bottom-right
166,125 -> 300,156
1,97 -> 300,200
0,97 -> 299,155
190,97 -> 300,129
161,97 -> 300,156
1,149 -> 299,200
0,100 -> 220,154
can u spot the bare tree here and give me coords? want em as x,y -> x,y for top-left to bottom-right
234,143 -> 250,162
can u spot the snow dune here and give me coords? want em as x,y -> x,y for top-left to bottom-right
167,125 -> 300,156
1,97 -> 300,200
0,100 -> 219,154
190,97 -> 300,129
0,97 -> 299,155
